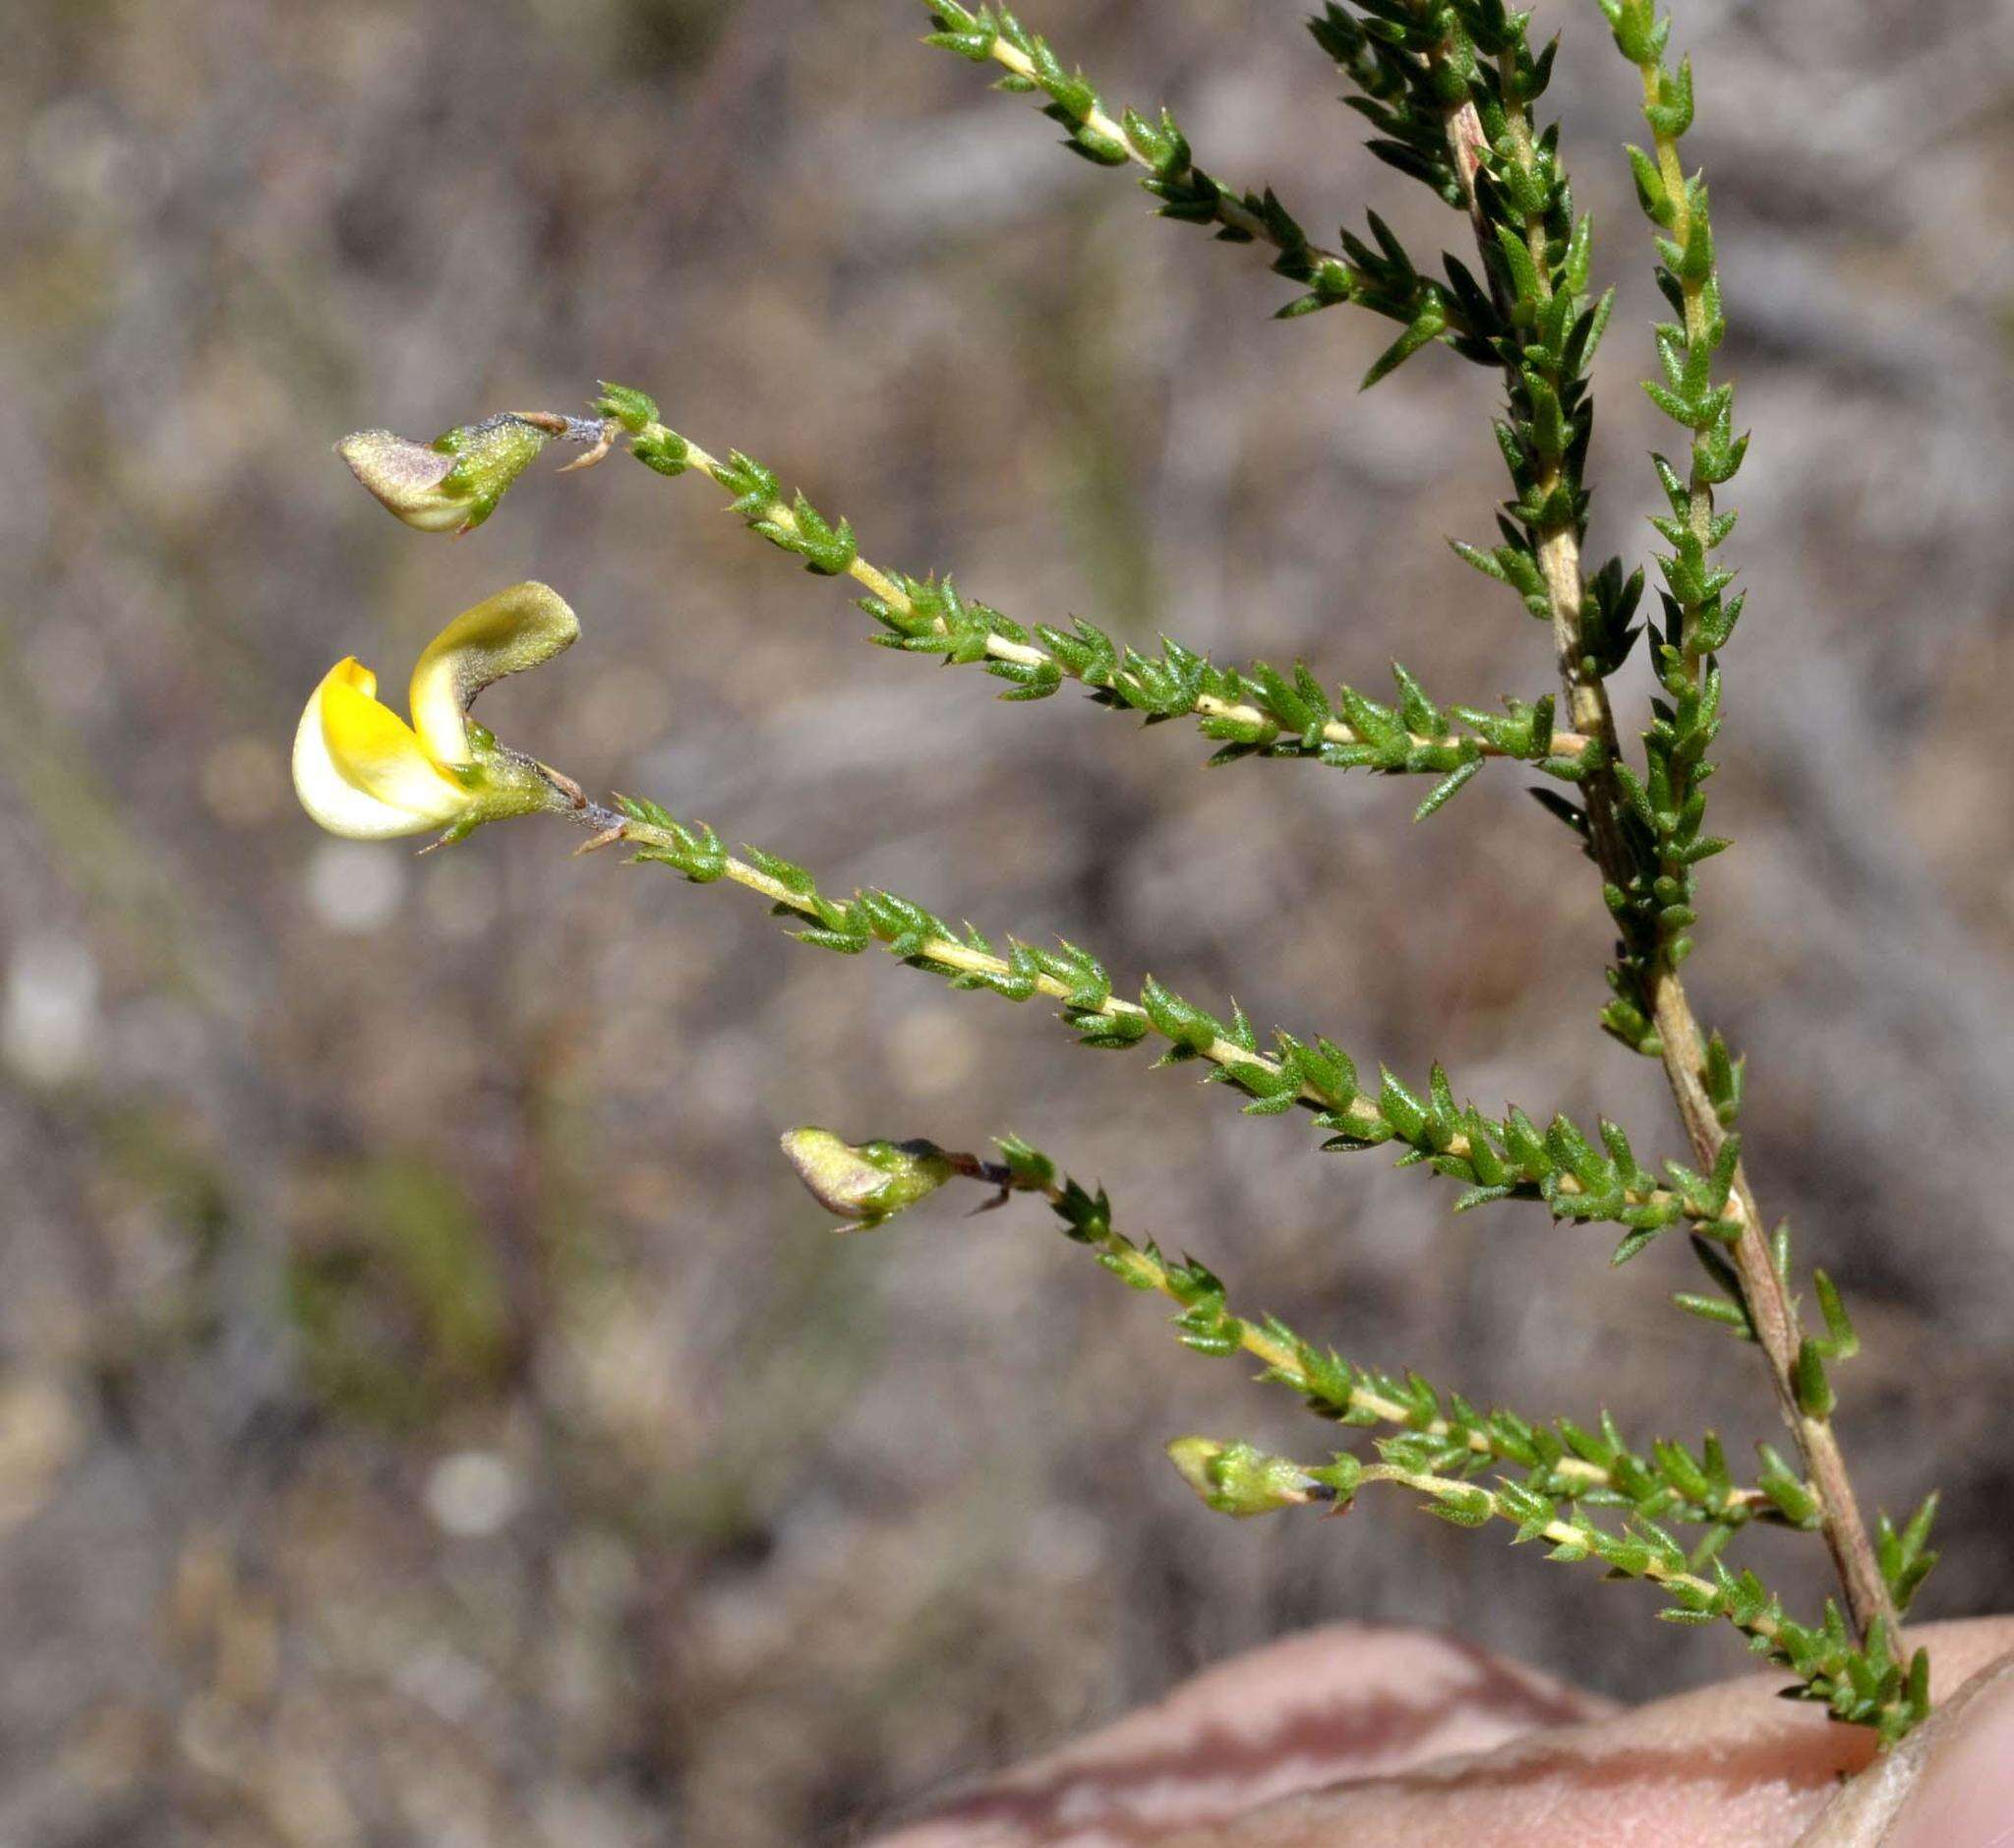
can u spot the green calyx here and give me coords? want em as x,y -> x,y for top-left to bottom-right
1165,1437 -> 1331,1518
433,415 -> 552,532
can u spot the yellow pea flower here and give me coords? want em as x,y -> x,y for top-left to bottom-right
337,416 -> 550,536
292,581 -> 581,844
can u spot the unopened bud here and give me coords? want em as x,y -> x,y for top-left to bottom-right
780,1127 -> 956,1228
591,382 -> 660,434
337,416 -> 549,535
1165,1437 -> 1329,1518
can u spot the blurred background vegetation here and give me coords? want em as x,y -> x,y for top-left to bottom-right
3,0 -> 2011,1841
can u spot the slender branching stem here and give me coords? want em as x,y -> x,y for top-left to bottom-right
966,1154 -> 1607,1487
561,797 -> 1756,1246
950,1150 -> 1796,1520
567,800 -> 1438,1137
1436,41 -> 1896,1643
977,35 -> 1323,259
1653,1006 -> 1897,1637
1641,66 -> 1720,606
307,0 -> 1941,1748
859,1147 -> 1919,1737
638,425 -> 1591,767
1333,1451 -> 1925,1750
1370,1462 -> 1765,1613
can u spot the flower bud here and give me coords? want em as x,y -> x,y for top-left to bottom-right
1165,1437 -> 1327,1518
591,382 -> 660,434
337,416 -> 550,536
780,1128 -> 956,1228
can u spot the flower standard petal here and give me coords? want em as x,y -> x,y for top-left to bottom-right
407,581 -> 580,767
337,418 -> 550,535
293,660 -> 472,840
335,432 -> 468,533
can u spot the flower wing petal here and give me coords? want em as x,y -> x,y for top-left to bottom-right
293,659 -> 470,840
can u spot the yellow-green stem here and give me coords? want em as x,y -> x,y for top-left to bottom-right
981,38 -> 1302,254
1060,1203 -> 1608,1488
1642,64 -> 1720,635
655,427 -> 1591,765
1364,1463 -> 1780,1639
1434,61 -> 1899,1645
593,802 -> 1733,1240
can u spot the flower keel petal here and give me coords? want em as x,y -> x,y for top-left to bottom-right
293,660 -> 471,840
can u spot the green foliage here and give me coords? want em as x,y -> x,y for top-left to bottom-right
827,1139 -> 1933,1733
1580,0 -> 1749,1048
621,421 -> 1586,807
330,0 -> 1941,1751
615,797 -> 726,882
1303,0 -> 1614,555
885,1136 -> 1796,1536
591,381 -> 659,434
868,580 -> 1572,796
1876,1494 -> 1941,1617
611,798 -> 1762,1257
1306,1451 -> 1930,1744
920,3 -> 1475,352
1293,0 -> 1746,1063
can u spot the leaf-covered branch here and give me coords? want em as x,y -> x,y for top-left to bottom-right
303,0 -> 1936,1744
581,792 -> 1760,1255
786,1129 -> 1925,1737
579,386 -> 1593,807
920,3 -> 1491,370
1549,0 -> 1893,1645
1297,0 -> 1730,1038
1303,5 -> 1704,1037
1304,5 -> 1683,1039
1600,0 -> 1747,666
1295,4 -> 1898,1646
1297,1451 -> 1930,1744
1584,0 -> 1748,1043
955,1138 -> 1800,1533
1302,4 -> 1614,657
